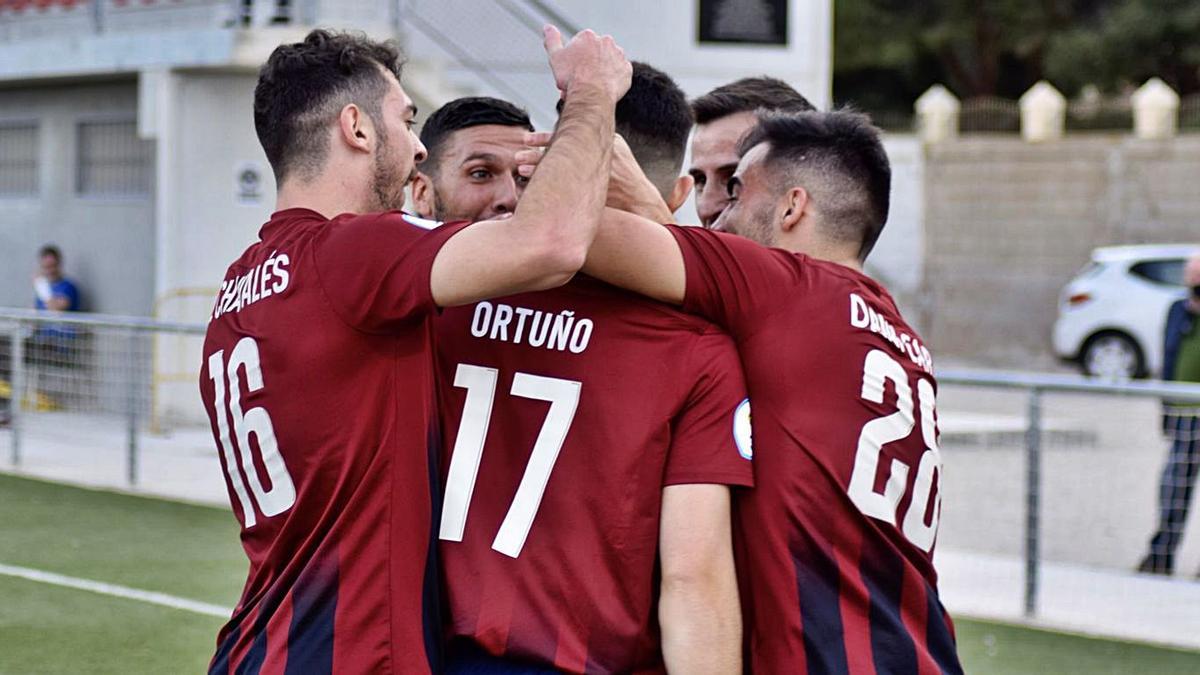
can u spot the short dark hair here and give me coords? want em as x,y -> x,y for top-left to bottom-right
555,62 -> 691,198
739,110 -> 890,261
254,29 -> 405,183
691,76 -> 815,125
419,97 -> 534,175
614,62 -> 692,196
38,244 -> 61,261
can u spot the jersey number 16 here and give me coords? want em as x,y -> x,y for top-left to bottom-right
207,337 -> 297,528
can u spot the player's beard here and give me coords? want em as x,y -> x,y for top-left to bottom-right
368,134 -> 412,213
430,188 -> 451,222
739,199 -> 780,248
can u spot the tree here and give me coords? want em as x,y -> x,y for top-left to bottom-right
834,0 -> 1200,116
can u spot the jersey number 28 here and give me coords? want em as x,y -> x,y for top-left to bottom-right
439,364 -> 581,558
847,349 -> 942,552
207,337 -> 296,528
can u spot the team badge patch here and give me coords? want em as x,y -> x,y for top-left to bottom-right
733,398 -> 753,460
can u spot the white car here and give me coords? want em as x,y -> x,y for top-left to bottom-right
1053,244 -> 1198,379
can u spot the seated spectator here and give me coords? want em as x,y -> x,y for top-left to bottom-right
0,246 -> 84,425
34,244 -> 80,313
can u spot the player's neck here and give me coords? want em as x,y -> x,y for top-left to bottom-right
275,176 -> 369,220
783,236 -> 863,273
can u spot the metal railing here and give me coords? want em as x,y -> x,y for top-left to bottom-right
939,367 -> 1200,620
0,308 -> 204,486
4,306 -> 1199,638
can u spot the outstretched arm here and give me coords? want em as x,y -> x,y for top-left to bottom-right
430,26 -> 632,308
581,207 -> 687,305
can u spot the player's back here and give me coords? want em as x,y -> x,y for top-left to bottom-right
199,208 -> 466,674
666,225 -> 962,674
734,260 -> 957,674
434,274 -> 753,674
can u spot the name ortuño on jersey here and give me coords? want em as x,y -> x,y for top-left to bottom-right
435,274 -> 754,674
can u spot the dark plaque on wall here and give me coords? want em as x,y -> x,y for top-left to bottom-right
698,0 -> 788,46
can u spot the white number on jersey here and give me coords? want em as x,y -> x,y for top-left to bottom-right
207,337 -> 296,528
439,364 -> 581,558
846,349 -> 943,552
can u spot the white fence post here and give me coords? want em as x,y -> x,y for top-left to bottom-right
916,85 -> 960,144
1019,81 -> 1066,142
1131,77 -> 1180,140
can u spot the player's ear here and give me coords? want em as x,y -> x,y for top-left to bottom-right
338,103 -> 372,154
410,172 -> 436,219
779,186 -> 809,233
666,174 -> 694,214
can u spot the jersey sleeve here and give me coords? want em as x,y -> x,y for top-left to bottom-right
666,225 -> 804,335
313,213 -> 472,333
663,327 -> 755,488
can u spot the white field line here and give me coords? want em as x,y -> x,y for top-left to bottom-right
0,562 -> 231,618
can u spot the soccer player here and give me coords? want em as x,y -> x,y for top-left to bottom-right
419,80 -> 752,673
688,77 -> 814,228
198,27 -> 630,674
581,110 -> 964,674
410,97 -> 535,224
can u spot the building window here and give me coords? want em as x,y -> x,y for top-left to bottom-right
0,123 -> 39,197
77,119 -> 153,197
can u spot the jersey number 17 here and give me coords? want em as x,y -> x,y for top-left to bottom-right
439,364 -> 582,559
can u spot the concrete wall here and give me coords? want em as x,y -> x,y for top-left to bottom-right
921,136 -> 1200,367
0,81 -> 155,316
870,135 -> 925,312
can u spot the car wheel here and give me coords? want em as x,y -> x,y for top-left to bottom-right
1081,332 -> 1144,380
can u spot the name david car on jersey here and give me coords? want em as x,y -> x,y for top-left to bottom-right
849,293 -> 933,375
211,251 -> 291,321
468,300 -> 594,354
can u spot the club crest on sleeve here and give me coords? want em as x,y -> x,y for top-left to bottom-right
402,214 -> 443,231
733,398 -> 753,460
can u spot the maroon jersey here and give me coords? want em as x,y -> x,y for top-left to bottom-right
668,226 -> 962,675
199,208 -> 469,674
434,274 -> 754,674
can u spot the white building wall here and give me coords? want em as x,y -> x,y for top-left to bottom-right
0,82 -> 155,315
146,70 -> 275,423
554,0 -> 831,107
402,0 -> 831,129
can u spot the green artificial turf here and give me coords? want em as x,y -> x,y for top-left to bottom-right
0,473 -> 245,606
1,473 -> 1198,674
957,617 -> 1200,674
0,574 -> 224,675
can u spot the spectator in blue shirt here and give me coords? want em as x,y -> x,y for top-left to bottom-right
1,245 -> 83,426
34,245 -> 80,313
32,244 -> 81,343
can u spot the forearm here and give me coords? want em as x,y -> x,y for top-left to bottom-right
659,575 -> 741,674
513,84 -> 615,252
581,208 -> 686,304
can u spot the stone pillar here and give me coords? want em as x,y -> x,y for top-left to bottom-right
915,84 -> 960,144
1131,77 -> 1179,140
1019,81 -> 1066,142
